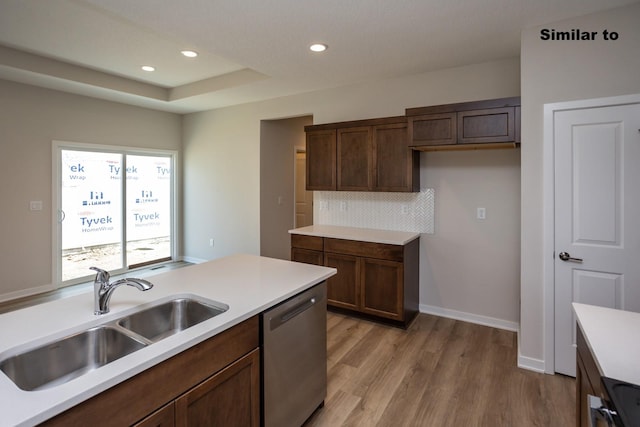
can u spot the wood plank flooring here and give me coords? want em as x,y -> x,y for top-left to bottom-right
305,312 -> 575,427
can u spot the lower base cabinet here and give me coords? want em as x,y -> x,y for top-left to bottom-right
324,252 -> 359,311
135,402 -> 175,427
576,325 -> 603,427
43,317 -> 260,427
292,234 -> 419,327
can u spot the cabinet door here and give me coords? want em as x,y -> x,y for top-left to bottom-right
306,129 -> 336,190
372,122 -> 419,192
291,248 -> 324,266
134,402 -> 175,427
337,126 -> 372,191
361,258 -> 403,321
408,112 -> 456,146
175,349 -> 260,427
457,107 -> 515,144
325,253 -> 360,310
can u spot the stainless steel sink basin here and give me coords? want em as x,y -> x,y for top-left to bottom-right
0,326 -> 147,391
0,295 -> 228,391
117,297 -> 228,342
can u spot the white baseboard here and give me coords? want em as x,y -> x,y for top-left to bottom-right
517,352 -> 547,373
419,303 -> 519,332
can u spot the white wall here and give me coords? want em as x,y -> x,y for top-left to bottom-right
520,2 -> 640,370
0,80 -> 182,300
422,149 -> 521,328
183,58 -> 522,326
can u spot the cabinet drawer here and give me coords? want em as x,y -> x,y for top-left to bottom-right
325,238 -> 403,262
291,234 -> 324,251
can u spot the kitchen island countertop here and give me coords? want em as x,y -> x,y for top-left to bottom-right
289,224 -> 420,245
573,303 -> 640,386
0,254 -> 335,427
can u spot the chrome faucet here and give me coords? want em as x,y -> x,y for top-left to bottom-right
90,267 -> 153,315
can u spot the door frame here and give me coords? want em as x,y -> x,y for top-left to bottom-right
542,93 -> 640,374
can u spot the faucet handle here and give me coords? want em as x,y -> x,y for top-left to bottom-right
90,267 -> 110,283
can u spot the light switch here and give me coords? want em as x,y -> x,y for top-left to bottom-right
30,201 -> 43,211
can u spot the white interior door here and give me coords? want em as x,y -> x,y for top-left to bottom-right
554,102 -> 640,376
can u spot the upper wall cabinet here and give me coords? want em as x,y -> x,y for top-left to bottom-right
306,128 -> 337,190
305,117 -> 420,192
406,97 -> 521,151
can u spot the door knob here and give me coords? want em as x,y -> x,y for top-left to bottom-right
559,251 -> 583,263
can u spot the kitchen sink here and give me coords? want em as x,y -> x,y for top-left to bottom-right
0,326 -> 147,391
117,297 -> 228,342
0,295 -> 229,391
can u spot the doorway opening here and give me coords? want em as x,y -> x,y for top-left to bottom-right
259,115 -> 313,260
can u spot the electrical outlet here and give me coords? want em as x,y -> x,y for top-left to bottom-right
477,207 -> 486,220
30,201 -> 43,211
339,201 -> 347,212
401,204 -> 409,215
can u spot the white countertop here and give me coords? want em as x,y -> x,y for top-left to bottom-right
289,225 -> 420,245
0,254 -> 336,427
573,303 -> 640,385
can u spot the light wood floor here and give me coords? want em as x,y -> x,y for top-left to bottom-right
305,312 -> 575,427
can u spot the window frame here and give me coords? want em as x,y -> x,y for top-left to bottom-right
52,140 -> 179,288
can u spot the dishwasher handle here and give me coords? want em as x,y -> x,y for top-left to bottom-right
270,297 -> 317,331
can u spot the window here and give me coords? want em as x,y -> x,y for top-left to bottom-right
53,142 -> 177,285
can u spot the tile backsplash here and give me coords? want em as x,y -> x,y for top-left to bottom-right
313,189 -> 434,234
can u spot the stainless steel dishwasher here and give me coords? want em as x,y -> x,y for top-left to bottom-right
262,281 -> 327,427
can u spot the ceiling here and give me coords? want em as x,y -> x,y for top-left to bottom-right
0,0 -> 637,114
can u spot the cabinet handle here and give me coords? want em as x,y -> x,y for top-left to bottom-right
559,251 -> 583,263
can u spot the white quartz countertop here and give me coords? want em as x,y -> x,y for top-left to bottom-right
0,254 -> 336,427
573,303 -> 640,386
289,225 -> 420,245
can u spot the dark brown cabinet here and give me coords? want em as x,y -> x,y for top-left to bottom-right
135,403 -> 175,427
291,233 -> 419,327
576,325 -> 603,427
306,129 -> 336,190
305,117 -> 419,192
44,317 -> 260,427
406,97 -> 521,151
337,126 -> 373,190
324,252 -> 360,311
373,122 -> 419,192
361,257 -> 403,320
290,234 -> 324,266
175,349 -> 260,427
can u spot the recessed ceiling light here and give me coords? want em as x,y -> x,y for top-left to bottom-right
141,65 -> 155,72
181,50 -> 198,58
309,43 -> 328,53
